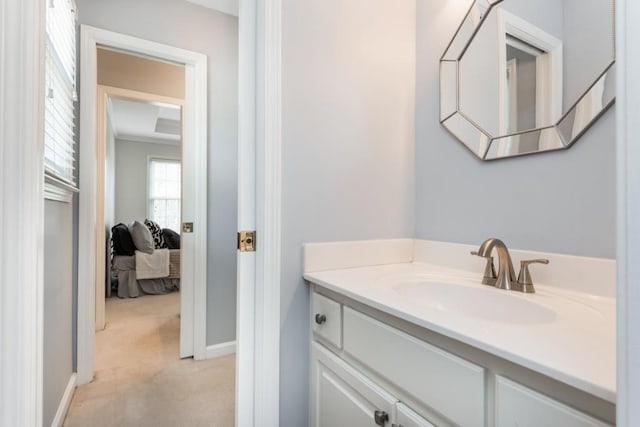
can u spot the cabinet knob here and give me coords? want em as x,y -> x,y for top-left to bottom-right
315,313 -> 327,325
374,410 -> 389,426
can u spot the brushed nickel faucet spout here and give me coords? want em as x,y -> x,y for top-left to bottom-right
475,238 -> 517,290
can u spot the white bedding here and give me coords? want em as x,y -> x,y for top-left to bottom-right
135,249 -> 170,279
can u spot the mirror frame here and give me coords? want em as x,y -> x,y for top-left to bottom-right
440,0 -> 616,160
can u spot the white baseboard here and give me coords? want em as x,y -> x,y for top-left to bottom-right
52,373 -> 76,427
205,341 -> 236,359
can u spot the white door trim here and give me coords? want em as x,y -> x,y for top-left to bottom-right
0,1 -> 46,425
616,0 -> 639,425
236,0 -> 282,424
77,26 -> 209,385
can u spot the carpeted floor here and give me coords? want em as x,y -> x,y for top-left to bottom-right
64,292 -> 235,427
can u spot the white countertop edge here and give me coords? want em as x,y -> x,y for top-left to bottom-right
304,270 -> 616,404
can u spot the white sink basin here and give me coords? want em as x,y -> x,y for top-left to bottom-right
391,280 -> 557,324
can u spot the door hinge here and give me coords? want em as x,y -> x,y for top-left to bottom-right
237,230 -> 256,252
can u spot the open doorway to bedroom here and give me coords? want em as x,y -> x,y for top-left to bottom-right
74,15 -> 241,423
95,47 -> 186,339
67,44 -> 234,425
93,48 -> 195,386
104,93 -> 184,349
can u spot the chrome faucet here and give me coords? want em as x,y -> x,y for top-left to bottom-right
473,238 -> 517,290
472,238 -> 549,293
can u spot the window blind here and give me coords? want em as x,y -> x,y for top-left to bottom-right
45,0 -> 77,185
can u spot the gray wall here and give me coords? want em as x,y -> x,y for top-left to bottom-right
281,0 -> 416,424
563,0 -> 615,110
77,0 -> 239,346
415,0 -> 616,259
44,199 -> 74,426
114,139 -> 181,226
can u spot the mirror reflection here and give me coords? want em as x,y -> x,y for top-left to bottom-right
441,0 -> 615,160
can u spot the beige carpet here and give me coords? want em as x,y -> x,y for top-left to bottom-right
64,292 -> 235,427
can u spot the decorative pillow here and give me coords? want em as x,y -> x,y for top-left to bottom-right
128,220 -> 154,254
162,228 -> 181,249
144,219 -> 167,249
111,223 -> 136,256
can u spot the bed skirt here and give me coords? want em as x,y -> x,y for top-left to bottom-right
112,251 -> 180,298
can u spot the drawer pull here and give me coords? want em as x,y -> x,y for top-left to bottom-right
315,313 -> 327,325
374,410 -> 389,426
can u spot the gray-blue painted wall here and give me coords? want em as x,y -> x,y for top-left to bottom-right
281,0 -> 417,424
415,0 -> 616,259
44,199 -> 74,426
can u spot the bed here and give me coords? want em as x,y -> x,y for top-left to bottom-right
112,249 -> 180,298
109,220 -> 181,298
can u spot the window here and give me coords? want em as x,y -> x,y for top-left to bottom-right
44,0 -> 77,185
148,159 -> 181,232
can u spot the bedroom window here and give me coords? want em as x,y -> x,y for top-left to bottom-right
148,158 -> 181,232
44,0 -> 77,185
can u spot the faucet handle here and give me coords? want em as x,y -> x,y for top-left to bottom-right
471,251 -> 497,285
516,259 -> 549,293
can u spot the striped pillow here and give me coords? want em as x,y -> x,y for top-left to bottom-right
144,219 -> 167,249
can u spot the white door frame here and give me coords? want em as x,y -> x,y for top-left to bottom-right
236,0 -> 281,424
77,26 -> 209,384
616,0 -> 640,425
0,1 -> 46,425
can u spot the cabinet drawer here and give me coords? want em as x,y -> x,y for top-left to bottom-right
396,402 -> 435,427
312,293 -> 342,349
343,307 -> 485,427
495,376 -> 611,427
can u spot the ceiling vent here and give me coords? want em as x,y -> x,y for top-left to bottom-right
155,118 -> 181,135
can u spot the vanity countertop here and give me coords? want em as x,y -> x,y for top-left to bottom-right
304,261 -> 616,403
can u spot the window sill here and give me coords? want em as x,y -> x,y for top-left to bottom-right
44,172 -> 78,202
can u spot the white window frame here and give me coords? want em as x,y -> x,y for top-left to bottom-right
147,156 -> 182,231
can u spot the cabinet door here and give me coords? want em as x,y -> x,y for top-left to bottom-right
395,403 -> 435,427
312,342 -> 397,427
343,307 -> 485,427
495,376 -> 611,427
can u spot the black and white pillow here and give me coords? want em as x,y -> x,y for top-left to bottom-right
144,219 -> 167,249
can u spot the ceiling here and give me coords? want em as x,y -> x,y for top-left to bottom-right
108,97 -> 182,145
185,0 -> 238,16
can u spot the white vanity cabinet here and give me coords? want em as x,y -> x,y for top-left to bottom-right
310,289 -> 613,427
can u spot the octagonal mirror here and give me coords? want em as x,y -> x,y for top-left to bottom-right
440,0 -> 615,160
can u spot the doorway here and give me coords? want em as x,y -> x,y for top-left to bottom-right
77,29 -> 210,387
95,48 -> 186,325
